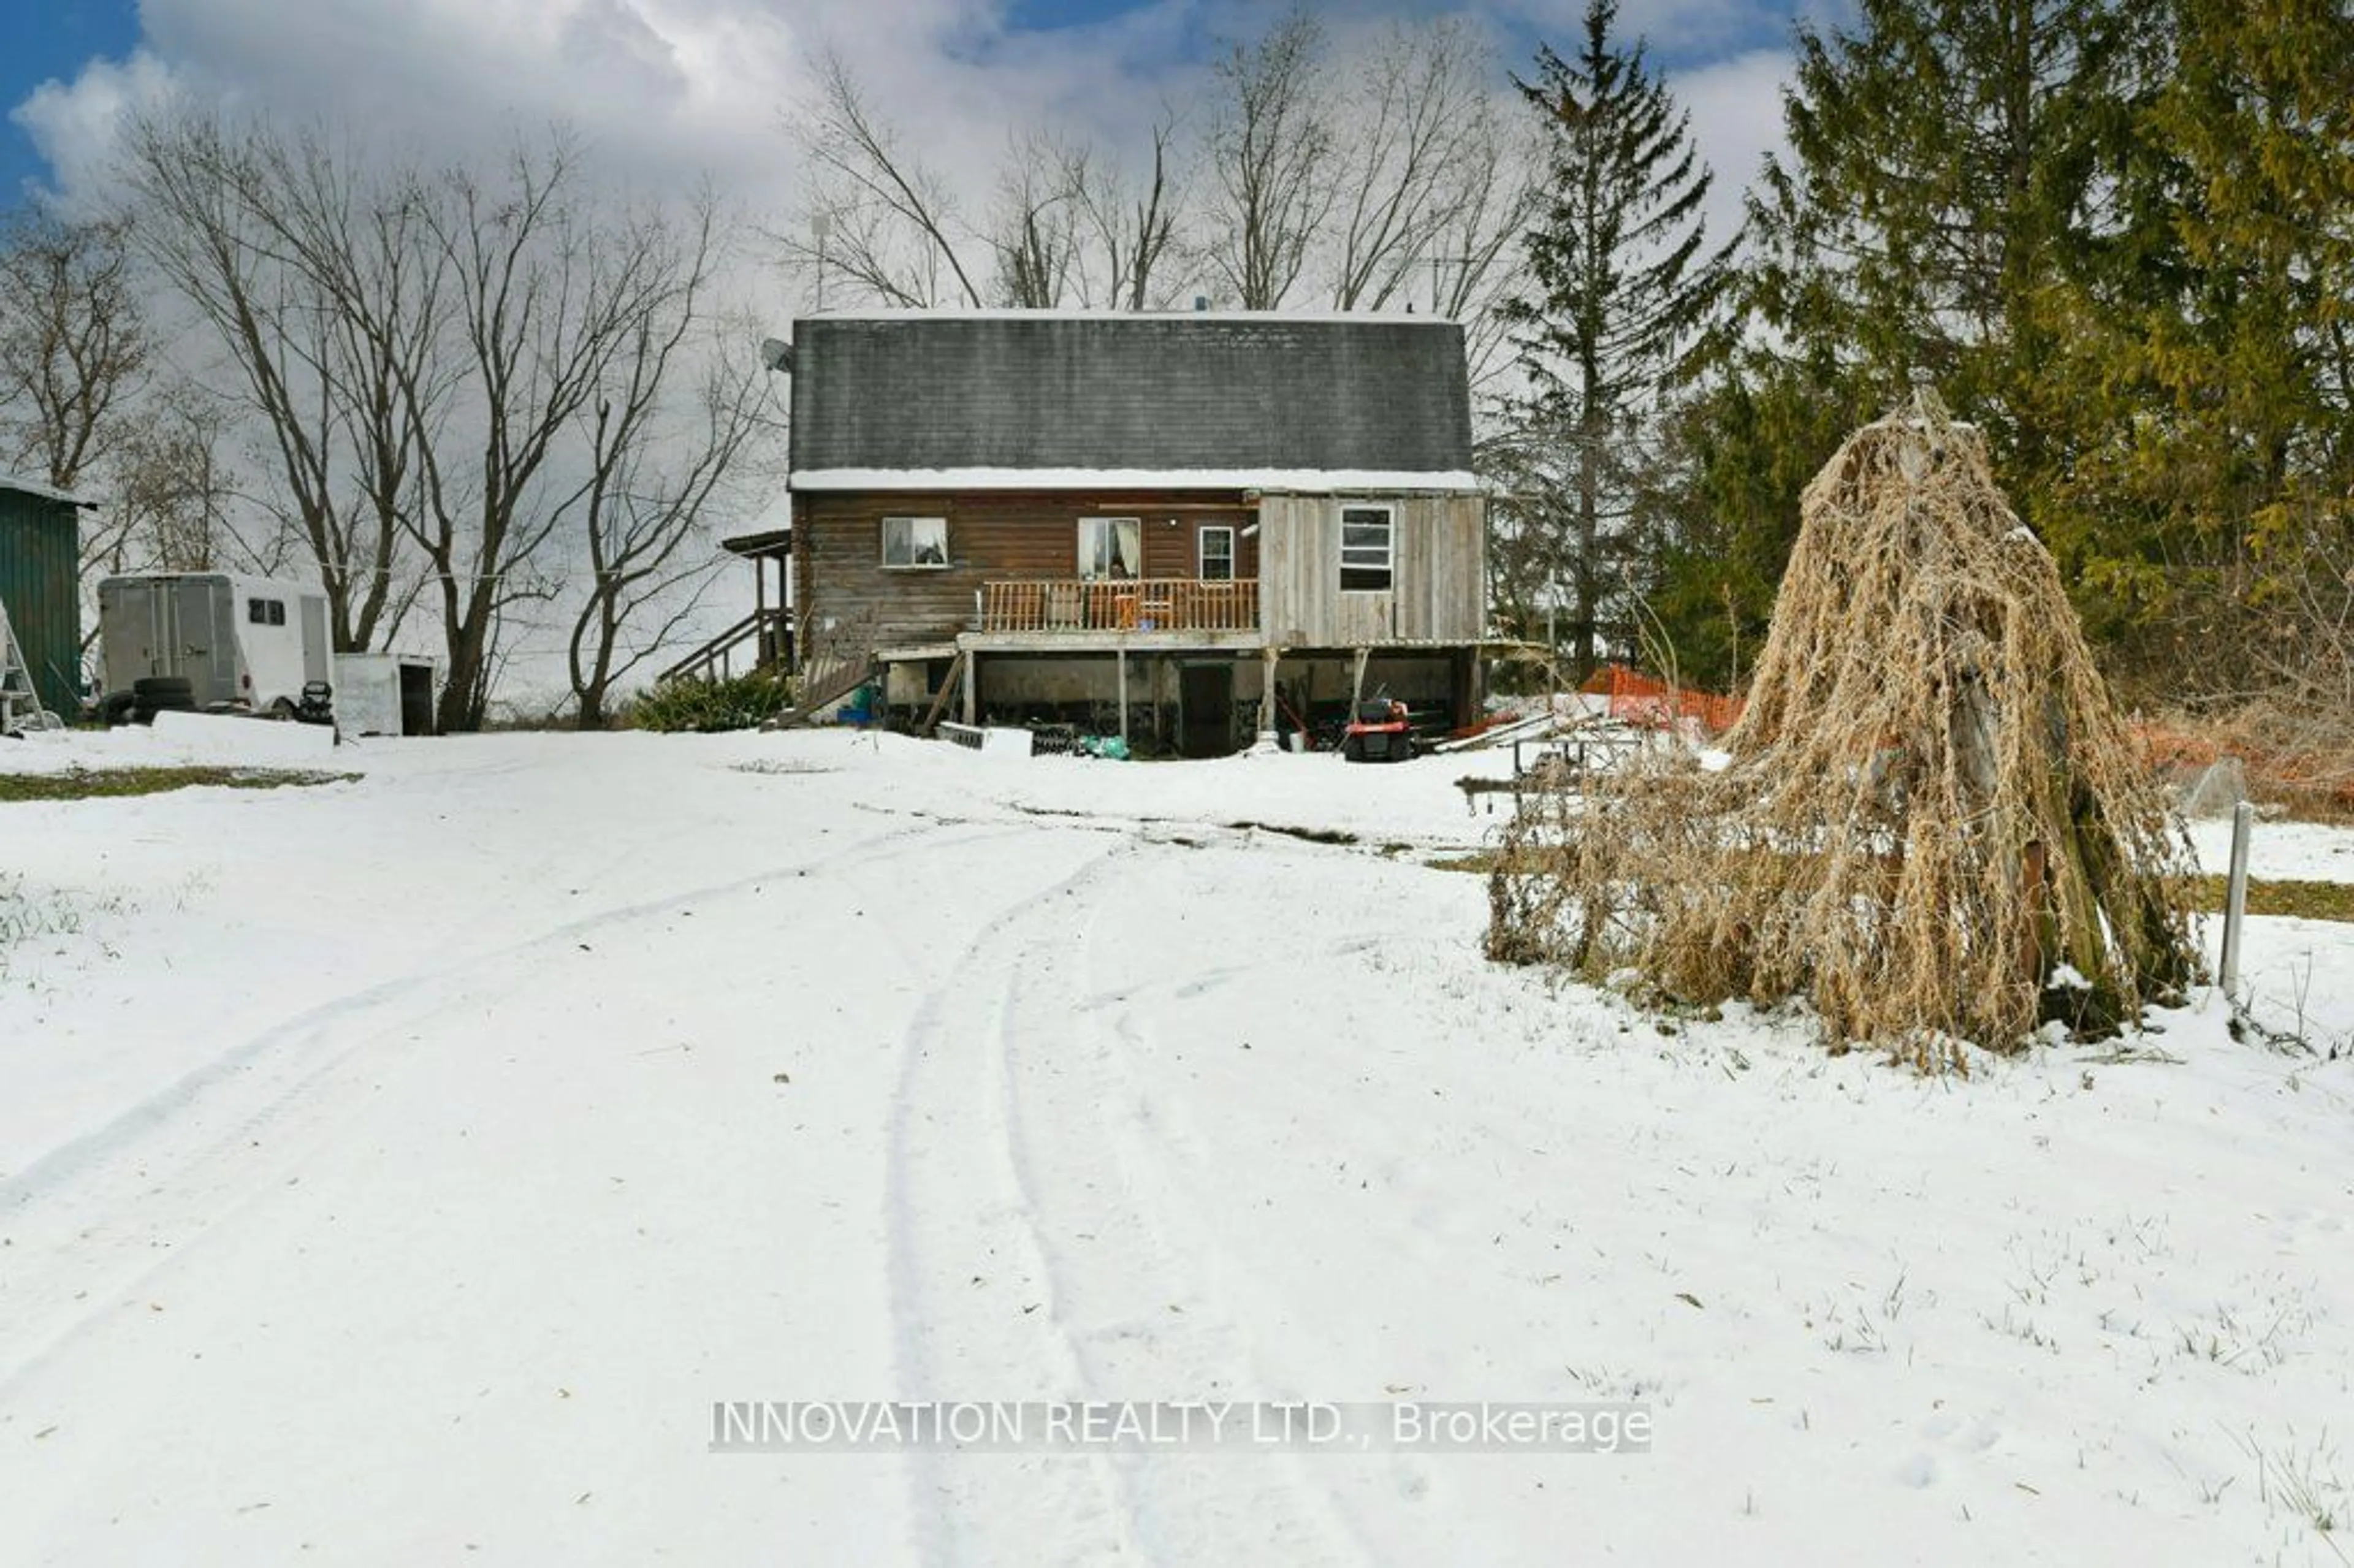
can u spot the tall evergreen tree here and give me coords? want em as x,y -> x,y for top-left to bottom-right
1642,360 -> 1872,691
1746,0 -> 2152,517
2049,0 -> 2354,691
1500,0 -> 1730,679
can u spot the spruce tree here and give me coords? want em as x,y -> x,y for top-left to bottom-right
1746,0 -> 2151,519
1501,0 -> 1730,680
1642,361 -> 1872,690
2051,0 -> 2354,691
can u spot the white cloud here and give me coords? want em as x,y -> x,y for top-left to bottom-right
20,0 -> 821,207
1499,0 -> 1792,60
13,49 -> 183,211
10,1 -> 1794,281
1672,44 -> 1794,246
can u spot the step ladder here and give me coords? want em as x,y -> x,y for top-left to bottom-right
0,591 -> 61,736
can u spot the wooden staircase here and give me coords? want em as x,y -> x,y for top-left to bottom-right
657,606 -> 793,686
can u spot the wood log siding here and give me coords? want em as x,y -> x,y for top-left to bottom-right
797,493 -> 1256,650
794,489 -> 1480,653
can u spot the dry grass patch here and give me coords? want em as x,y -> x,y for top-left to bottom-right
1490,395 -> 2200,1065
0,767 -> 357,802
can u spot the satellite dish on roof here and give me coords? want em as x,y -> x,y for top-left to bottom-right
760,337 -> 794,374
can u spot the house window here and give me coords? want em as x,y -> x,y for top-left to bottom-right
1198,525 -> 1235,582
882,516 -> 949,568
1340,505 -> 1394,592
1078,517 -> 1142,580
247,598 -> 287,626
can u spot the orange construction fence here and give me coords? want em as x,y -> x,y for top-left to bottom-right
1574,673 -> 2346,805
1582,664 -> 1747,736
2133,720 -> 2354,807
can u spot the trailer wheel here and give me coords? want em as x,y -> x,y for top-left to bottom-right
132,676 -> 197,717
1342,734 -> 1365,762
99,691 -> 137,727
269,698 -> 298,720
1396,735 -> 1415,762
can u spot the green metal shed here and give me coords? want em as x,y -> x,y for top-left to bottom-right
0,474 -> 91,720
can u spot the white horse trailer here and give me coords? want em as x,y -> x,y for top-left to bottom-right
98,573 -> 331,717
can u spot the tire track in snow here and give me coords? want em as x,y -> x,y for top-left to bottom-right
1036,853 -> 1378,1568
0,817 -> 1026,1399
885,835 -> 1150,1568
885,834 -> 1372,1568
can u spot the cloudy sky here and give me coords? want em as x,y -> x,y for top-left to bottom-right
4,0 -> 1813,285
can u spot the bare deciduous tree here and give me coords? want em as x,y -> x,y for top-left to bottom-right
1068,112 -> 1188,310
780,19 -> 1526,327
1321,21 -> 1540,385
110,386 -> 249,576
130,116 -> 770,731
122,115 -> 432,654
399,134 -> 706,733
987,132 -> 1082,308
1205,10 -> 1334,309
0,208 -> 160,616
785,54 -> 1197,316
0,210 -> 149,493
1329,21 -> 1491,310
1423,122 -> 1546,391
783,49 -> 985,309
560,205 -> 775,728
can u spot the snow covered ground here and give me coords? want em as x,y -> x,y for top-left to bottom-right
2,727 -> 2349,1565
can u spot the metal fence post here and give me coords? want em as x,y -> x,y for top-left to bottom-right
2220,800 -> 2253,994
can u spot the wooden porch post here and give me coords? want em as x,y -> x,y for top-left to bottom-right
785,557 -> 796,665
1259,647 -> 1281,740
1117,644 -> 1130,750
961,650 -> 978,726
753,548 -> 772,659
1453,647 -> 1479,731
1349,646 -> 1371,714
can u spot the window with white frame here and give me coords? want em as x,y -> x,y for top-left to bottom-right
246,597 -> 286,626
882,516 -> 950,568
1339,505 -> 1394,592
1198,525 -> 1235,581
1078,517 -> 1142,579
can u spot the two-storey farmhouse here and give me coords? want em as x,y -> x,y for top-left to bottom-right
783,311 -> 1487,755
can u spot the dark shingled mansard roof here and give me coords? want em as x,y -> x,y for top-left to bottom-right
785,312 -> 1475,489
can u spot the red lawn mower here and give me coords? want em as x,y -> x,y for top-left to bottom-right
1341,698 -> 1416,762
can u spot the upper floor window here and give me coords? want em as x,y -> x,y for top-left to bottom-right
1078,517 -> 1142,580
1198,525 -> 1235,582
247,598 -> 287,626
1339,505 -> 1394,592
882,516 -> 950,568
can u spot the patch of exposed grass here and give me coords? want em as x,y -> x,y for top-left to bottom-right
1431,852 -> 2354,924
0,767 -> 357,803
1226,820 -> 1359,846
2189,874 -> 2354,923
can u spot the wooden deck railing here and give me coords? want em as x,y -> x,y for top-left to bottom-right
978,578 -> 1259,634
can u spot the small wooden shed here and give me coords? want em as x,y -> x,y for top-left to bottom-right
0,474 -> 92,719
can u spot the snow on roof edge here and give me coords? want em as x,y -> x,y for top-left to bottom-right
788,467 -> 1485,494
791,308 -> 1464,329
0,473 -> 96,507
